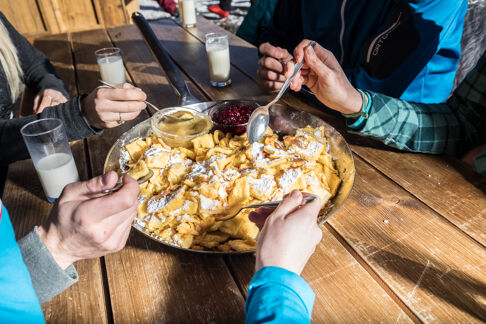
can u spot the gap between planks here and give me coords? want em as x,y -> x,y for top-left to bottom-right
174,17 -> 486,251
104,25 -> 249,304
67,28 -> 117,324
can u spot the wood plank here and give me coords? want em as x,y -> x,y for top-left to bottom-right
72,27 -> 247,323
146,20 -> 420,322
107,24 -> 207,110
3,31 -> 108,323
228,230 -> 414,323
163,21 -> 486,321
149,20 -> 270,103
329,157 -> 486,322
185,18 -> 486,248
0,0 -> 46,35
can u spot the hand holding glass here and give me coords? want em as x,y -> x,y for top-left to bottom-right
21,118 -> 80,203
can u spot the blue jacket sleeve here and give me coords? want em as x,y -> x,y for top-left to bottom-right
354,0 -> 467,104
0,203 -> 45,324
245,267 -> 315,324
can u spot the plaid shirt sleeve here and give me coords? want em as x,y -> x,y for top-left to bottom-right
348,52 -> 486,157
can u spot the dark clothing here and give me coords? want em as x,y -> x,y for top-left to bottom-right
0,12 -> 68,120
156,0 -> 177,16
0,12 -> 100,195
220,0 -> 232,12
259,0 -> 467,104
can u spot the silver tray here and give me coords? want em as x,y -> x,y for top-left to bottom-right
104,102 -> 355,254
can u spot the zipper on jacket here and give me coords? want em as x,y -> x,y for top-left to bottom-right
339,0 -> 347,64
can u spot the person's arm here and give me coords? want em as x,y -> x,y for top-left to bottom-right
0,96 -> 100,166
289,43 -> 486,157
348,52 -> 486,155
245,191 -> 323,323
245,267 -> 315,324
353,0 -> 467,103
18,172 -> 139,303
0,12 -> 68,99
0,84 -> 147,167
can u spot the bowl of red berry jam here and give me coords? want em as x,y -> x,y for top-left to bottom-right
209,101 -> 258,134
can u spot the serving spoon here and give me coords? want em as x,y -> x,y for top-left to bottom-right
213,196 -> 316,221
246,41 -> 317,144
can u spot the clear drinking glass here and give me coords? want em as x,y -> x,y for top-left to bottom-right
95,47 -> 126,85
180,0 -> 197,28
21,118 -> 80,203
205,33 -> 231,87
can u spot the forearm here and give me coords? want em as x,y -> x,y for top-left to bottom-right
245,267 -> 315,324
17,227 -> 78,303
0,96 -> 101,166
347,92 -> 473,155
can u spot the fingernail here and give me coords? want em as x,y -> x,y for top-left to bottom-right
101,172 -> 110,186
291,190 -> 300,199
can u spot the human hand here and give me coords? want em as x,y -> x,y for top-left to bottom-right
38,171 -> 139,269
257,42 -> 293,92
285,39 -> 362,115
249,191 -> 323,275
33,89 -> 68,113
81,83 -> 147,129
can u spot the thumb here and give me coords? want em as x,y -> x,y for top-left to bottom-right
271,190 -> 303,219
304,46 -> 333,80
60,171 -> 119,201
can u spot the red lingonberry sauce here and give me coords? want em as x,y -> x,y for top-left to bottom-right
212,104 -> 256,125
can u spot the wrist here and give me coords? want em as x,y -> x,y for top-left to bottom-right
38,225 -> 76,270
339,88 -> 363,115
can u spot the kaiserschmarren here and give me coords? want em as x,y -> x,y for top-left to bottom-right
121,126 -> 341,252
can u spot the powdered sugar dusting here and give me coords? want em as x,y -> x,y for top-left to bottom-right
279,168 -> 302,192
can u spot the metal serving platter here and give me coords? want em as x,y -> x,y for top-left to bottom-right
104,101 -> 356,254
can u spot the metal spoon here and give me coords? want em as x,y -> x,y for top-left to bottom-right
98,80 -> 193,122
213,196 -> 316,221
246,41 -> 317,144
101,169 -> 154,194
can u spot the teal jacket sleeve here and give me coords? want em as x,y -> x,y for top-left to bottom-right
0,203 -> 45,324
354,0 -> 467,104
245,267 -> 315,324
236,0 -> 279,46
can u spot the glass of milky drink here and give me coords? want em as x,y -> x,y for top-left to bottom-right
95,47 -> 126,85
205,33 -> 231,87
21,118 -> 80,203
180,0 -> 197,28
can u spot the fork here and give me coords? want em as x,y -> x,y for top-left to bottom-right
214,196 -> 316,221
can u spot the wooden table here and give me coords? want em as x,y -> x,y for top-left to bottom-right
4,18 -> 486,323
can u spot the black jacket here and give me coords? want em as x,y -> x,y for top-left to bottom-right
0,12 -> 100,195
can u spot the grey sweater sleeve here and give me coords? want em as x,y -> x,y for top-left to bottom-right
0,95 -> 102,167
17,227 -> 78,304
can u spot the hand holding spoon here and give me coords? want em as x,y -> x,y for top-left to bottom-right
246,41 -> 317,143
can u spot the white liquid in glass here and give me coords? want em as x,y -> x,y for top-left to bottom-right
180,0 -> 197,26
35,153 -> 79,199
206,44 -> 230,83
97,56 -> 126,84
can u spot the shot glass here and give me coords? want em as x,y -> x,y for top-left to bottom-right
95,47 -> 126,85
180,0 -> 197,28
205,33 -> 231,87
21,118 -> 80,203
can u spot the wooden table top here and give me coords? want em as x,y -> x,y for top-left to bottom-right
4,18 -> 486,323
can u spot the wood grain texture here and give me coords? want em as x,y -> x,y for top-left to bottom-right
3,30 -> 108,323
149,20 -> 270,103
0,0 -> 46,35
228,231 -> 414,323
71,27 -> 247,323
187,17 -> 486,248
107,24 -> 208,110
330,156 -> 486,322
148,20 -> 420,323
178,19 -> 486,322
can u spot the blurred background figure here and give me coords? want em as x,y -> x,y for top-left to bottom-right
154,0 -> 179,17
